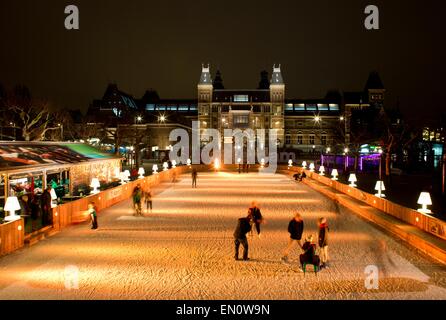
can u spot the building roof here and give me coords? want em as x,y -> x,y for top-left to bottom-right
365,71 -> 385,90
0,142 -> 118,172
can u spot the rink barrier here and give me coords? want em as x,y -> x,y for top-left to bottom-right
53,165 -> 208,230
0,218 -> 25,257
282,166 -> 446,241
0,165 -> 207,257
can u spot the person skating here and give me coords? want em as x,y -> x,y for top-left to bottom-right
191,168 -> 197,188
281,212 -> 304,263
88,202 -> 98,229
318,217 -> 330,269
132,184 -> 143,216
248,201 -> 264,238
233,214 -> 252,261
145,189 -> 153,214
299,235 -> 320,271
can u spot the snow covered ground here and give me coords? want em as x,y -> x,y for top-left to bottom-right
0,171 -> 445,300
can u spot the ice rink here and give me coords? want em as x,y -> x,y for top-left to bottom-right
0,171 -> 445,300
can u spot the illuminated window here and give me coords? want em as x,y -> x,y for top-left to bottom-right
329,104 -> 339,111
234,95 -> 249,102
318,104 -> 329,111
297,135 -> 303,145
234,115 -> 249,124
285,135 -> 291,144
306,104 -> 317,111
309,135 -> 315,145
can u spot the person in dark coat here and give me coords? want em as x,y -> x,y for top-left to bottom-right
233,216 -> 252,261
41,186 -> 53,226
30,196 -> 41,232
88,202 -> 98,229
318,217 -> 330,268
132,184 -> 143,216
281,212 -> 304,262
299,235 -> 320,269
191,168 -> 197,188
248,201 -> 263,237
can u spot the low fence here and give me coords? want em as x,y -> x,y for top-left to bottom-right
0,218 -> 25,257
1,165 -> 204,256
282,166 -> 446,241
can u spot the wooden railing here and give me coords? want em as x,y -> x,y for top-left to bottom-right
0,218 -> 24,257
282,166 -> 446,241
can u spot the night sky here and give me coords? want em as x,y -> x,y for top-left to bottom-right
0,0 -> 445,123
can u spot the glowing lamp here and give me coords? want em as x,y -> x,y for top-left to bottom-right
114,167 -> 120,179
152,164 -> 159,174
417,192 -> 432,214
261,158 -> 265,168
288,159 -> 293,168
309,163 -> 315,172
214,159 -> 220,170
319,166 -> 325,176
119,172 -> 127,184
124,170 -> 130,181
90,178 -> 100,194
348,173 -> 357,187
4,196 -> 21,222
163,162 -> 169,171
374,181 -> 386,198
302,161 -> 307,169
172,160 -> 177,168
331,169 -> 339,181
138,167 -> 145,179
237,158 -> 241,164
187,159 -> 191,167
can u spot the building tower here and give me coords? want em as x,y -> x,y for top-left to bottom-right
270,64 -> 285,148
365,71 -> 385,109
198,64 -> 213,146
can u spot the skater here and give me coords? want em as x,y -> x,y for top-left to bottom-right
248,201 -> 263,238
281,212 -> 304,262
88,202 -> 98,229
132,184 -> 143,216
318,217 -> 330,269
191,168 -> 197,188
144,188 -> 153,214
299,235 -> 320,271
233,214 -> 252,261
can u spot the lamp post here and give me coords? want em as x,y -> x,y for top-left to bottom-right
344,147 -> 349,173
4,196 -> 21,222
378,149 -> 383,181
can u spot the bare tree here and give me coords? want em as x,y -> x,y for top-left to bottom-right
4,85 -> 61,141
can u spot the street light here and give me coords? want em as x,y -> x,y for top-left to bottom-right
314,116 -> 321,123
375,181 -> 386,198
4,196 -> 21,222
417,192 -> 432,214
378,149 -> 383,180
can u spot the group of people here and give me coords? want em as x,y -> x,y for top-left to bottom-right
132,184 -> 153,216
233,202 -> 330,271
17,186 -> 54,231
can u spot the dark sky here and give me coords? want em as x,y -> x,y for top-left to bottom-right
1,0 -> 445,123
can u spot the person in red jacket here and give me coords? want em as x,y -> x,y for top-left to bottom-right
318,217 -> 330,269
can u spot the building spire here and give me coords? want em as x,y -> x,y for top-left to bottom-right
271,64 -> 284,84
199,63 -> 212,85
